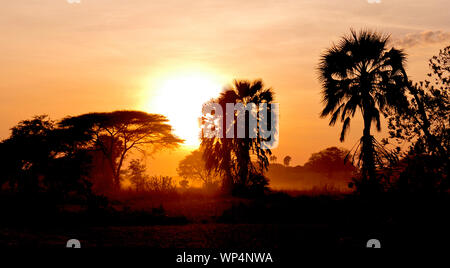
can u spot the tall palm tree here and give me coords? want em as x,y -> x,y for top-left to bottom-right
201,80 -> 275,193
318,29 -> 407,186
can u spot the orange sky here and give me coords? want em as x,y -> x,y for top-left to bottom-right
0,0 -> 449,176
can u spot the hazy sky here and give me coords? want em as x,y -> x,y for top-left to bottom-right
0,0 -> 449,175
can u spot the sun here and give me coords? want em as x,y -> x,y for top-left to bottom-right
143,71 -> 225,148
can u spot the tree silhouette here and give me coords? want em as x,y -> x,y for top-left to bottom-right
304,147 -> 355,179
386,46 -> 449,192
127,159 -> 149,191
388,45 -> 449,159
179,179 -> 189,189
270,155 -> 278,163
0,115 -> 93,199
177,149 -> 218,188
59,111 -> 183,189
318,29 -> 407,191
283,155 -> 292,167
201,80 -> 275,194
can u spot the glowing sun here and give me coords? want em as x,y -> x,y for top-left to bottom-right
144,72 -> 225,148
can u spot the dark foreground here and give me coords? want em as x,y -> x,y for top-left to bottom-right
0,221 -> 447,249
0,192 -> 449,249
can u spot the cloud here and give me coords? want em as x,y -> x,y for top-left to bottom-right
394,30 -> 450,48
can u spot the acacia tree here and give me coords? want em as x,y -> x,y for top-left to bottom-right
318,29 -> 407,192
59,111 -> 183,189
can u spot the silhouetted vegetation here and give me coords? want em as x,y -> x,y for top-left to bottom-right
0,115 -> 94,202
201,80 -> 275,196
283,155 -> 292,167
382,45 -> 449,194
59,111 -> 183,191
266,147 -> 355,191
319,29 -> 409,195
0,111 -> 184,229
304,147 -> 356,179
177,149 -> 219,190
127,159 -> 149,191
0,30 -> 448,249
319,30 -> 448,201
269,155 -> 278,163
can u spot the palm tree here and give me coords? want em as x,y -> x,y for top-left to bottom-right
318,29 -> 407,188
201,79 -> 275,193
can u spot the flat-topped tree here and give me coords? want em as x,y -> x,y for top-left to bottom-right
59,110 -> 183,189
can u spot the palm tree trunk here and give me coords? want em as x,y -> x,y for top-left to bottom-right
238,141 -> 250,186
222,140 -> 234,194
362,111 -> 376,184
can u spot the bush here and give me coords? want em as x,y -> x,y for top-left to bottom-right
145,176 -> 176,192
